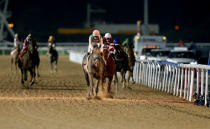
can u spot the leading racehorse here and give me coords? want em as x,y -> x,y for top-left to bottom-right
18,40 -> 38,87
82,44 -> 105,99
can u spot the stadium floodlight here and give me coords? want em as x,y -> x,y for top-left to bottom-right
0,0 -> 15,41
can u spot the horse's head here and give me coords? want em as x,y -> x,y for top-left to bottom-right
28,40 -> 35,54
124,44 -> 135,57
124,46 -> 130,55
90,44 -> 103,68
114,46 -> 121,58
92,43 -> 101,56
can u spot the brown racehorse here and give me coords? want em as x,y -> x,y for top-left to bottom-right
82,44 -> 105,99
10,44 -> 21,72
103,44 -> 116,97
18,41 -> 36,87
124,45 -> 136,85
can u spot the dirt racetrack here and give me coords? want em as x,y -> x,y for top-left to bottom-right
0,55 -> 210,129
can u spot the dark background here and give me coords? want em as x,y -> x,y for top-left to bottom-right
7,0 -> 210,42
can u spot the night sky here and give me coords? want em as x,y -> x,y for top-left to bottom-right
7,0 -> 210,42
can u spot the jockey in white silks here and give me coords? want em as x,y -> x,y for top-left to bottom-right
11,34 -> 21,55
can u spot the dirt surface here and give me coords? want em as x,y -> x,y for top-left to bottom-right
0,55 -> 210,129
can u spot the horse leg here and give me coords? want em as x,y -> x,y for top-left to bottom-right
127,71 -> 131,86
50,63 -> 53,73
83,69 -> 90,86
95,79 -> 99,96
88,74 -> 94,97
114,73 -> 118,93
122,71 -> 126,89
100,76 -> 105,92
29,69 -> 35,86
24,70 -> 27,81
131,70 -> 135,84
50,56 -> 53,73
15,58 -> 18,72
36,65 -> 40,77
20,69 -> 24,84
10,57 -> 13,72
54,63 -> 57,73
107,77 -> 113,94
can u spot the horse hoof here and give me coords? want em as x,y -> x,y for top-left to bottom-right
21,80 -> 24,84
125,87 -> 132,90
105,94 -> 113,99
86,97 -> 91,100
30,81 -> 35,86
94,96 -> 102,100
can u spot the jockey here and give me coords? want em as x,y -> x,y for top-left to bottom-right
48,35 -> 56,49
113,38 -> 124,53
19,34 -> 38,57
14,33 -> 21,49
103,33 -> 113,45
47,35 -> 56,55
88,29 -> 103,54
103,33 -> 115,56
122,38 -> 134,48
11,34 -> 21,55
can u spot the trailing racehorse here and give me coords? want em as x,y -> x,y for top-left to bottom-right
10,44 -> 21,72
113,44 -> 129,90
123,44 -> 136,84
47,43 -> 58,73
102,43 -> 116,97
18,40 -> 37,87
82,44 -> 105,99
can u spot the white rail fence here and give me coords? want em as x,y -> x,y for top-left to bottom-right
0,41 -> 88,55
133,60 -> 210,107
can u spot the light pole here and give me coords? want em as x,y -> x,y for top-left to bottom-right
85,3 -> 106,28
0,0 -> 15,41
144,0 -> 149,35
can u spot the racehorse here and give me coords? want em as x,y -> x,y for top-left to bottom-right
102,43 -> 116,97
10,44 -> 21,72
18,40 -> 37,87
47,44 -> 58,73
82,44 -> 105,99
123,44 -> 136,84
113,44 -> 129,90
